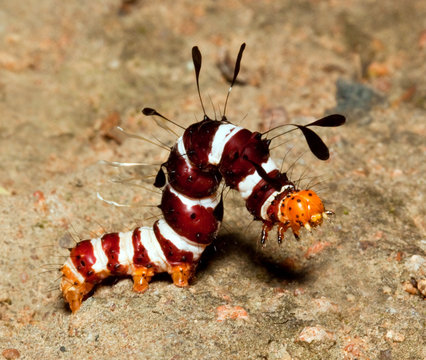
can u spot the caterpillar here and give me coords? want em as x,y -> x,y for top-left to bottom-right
60,43 -> 345,313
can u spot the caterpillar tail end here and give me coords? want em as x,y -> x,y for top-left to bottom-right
60,265 -> 94,313
266,189 -> 332,243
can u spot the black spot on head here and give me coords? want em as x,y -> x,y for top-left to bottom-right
309,193 -> 312,196
297,199 -> 301,203
291,197 -> 295,200
169,251 -> 174,257
289,207 -> 292,211
80,260 -> 86,267
190,213 -> 196,219
181,255 -> 186,262
242,155 -> 248,160
296,215 -> 299,218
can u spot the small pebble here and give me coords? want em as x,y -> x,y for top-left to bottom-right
311,297 -> 339,313
404,255 -> 425,273
293,288 -> 305,296
216,305 -> 248,321
382,286 -> 392,294
402,281 -> 419,295
346,294 -> 356,302
297,326 -> 335,343
379,349 -> 392,360
416,279 -> 426,296
2,348 -> 20,359
385,330 -> 405,342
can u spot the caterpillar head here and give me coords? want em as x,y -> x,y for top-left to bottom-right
276,189 -> 332,239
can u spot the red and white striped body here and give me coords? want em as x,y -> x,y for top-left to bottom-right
61,119 -> 300,312
61,43 -> 342,313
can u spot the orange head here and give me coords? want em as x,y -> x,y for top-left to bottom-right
276,189 -> 331,238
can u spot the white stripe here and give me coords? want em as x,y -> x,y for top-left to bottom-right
139,226 -> 169,272
176,136 -> 191,164
156,219 -> 207,261
118,231 -> 134,268
168,185 -> 220,208
260,185 -> 294,221
208,124 -> 242,165
91,238 -> 109,273
238,158 -> 278,199
64,258 -> 85,283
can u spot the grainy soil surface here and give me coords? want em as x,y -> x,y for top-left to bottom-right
0,1 -> 425,359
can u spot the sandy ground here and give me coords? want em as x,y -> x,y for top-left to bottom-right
0,1 -> 425,359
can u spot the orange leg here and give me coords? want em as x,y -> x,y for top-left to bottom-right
61,266 -> 94,313
171,263 -> 194,287
132,266 -> 155,293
